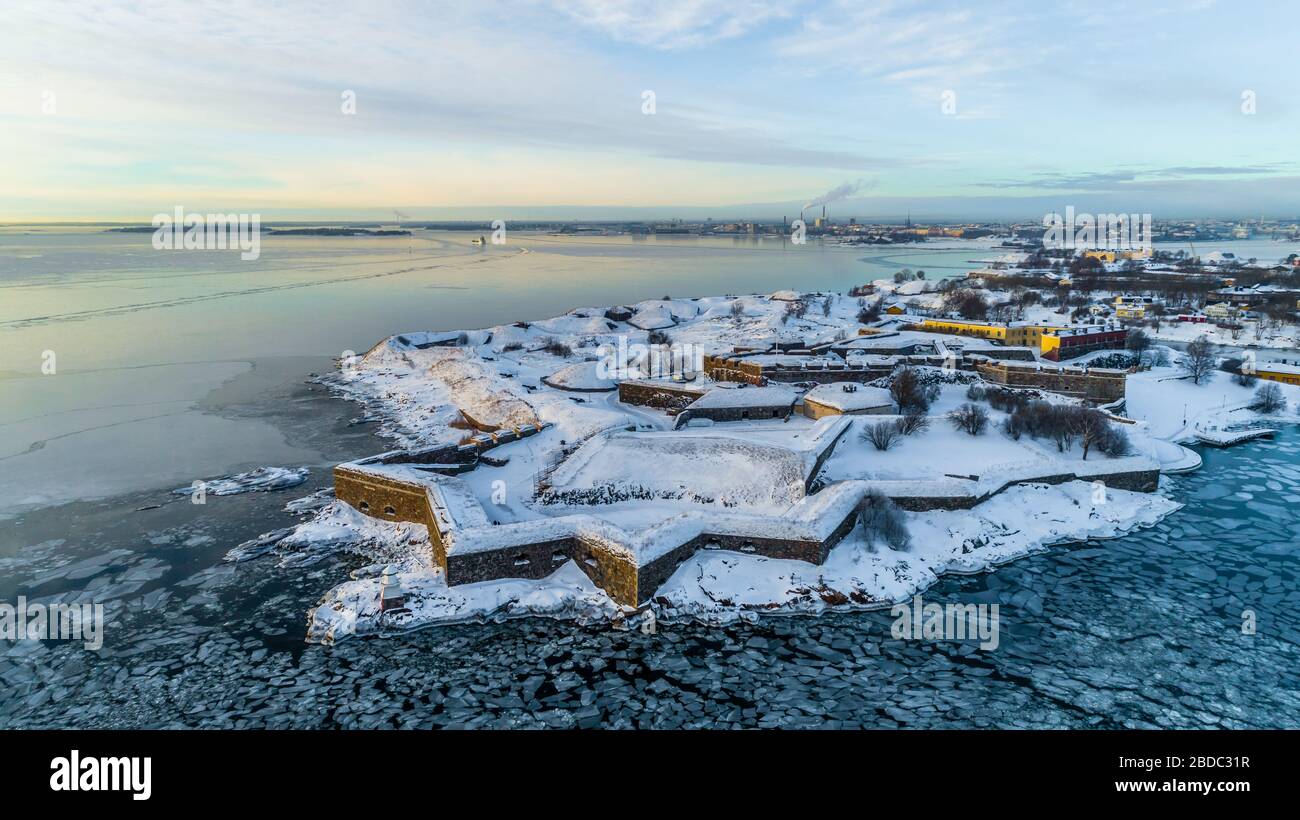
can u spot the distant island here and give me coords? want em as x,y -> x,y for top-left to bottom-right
268,227 -> 411,236
104,226 -> 410,236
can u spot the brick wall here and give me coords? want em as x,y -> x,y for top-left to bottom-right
617,381 -> 705,409
975,361 -> 1126,403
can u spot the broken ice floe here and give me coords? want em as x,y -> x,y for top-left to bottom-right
284,488 -> 335,515
226,501 -> 427,570
173,466 -> 309,497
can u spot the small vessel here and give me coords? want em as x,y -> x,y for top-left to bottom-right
471,235 -> 486,246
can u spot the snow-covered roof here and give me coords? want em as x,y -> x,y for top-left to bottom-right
690,384 -> 799,409
1258,361 -> 1300,376
737,352 -> 843,368
627,305 -> 677,330
804,383 -> 894,412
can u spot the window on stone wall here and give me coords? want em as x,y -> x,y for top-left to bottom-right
384,505 -> 396,516
359,501 -> 370,511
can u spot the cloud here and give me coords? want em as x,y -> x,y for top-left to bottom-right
772,0 -> 1035,95
549,0 -> 794,49
981,164 -> 1294,191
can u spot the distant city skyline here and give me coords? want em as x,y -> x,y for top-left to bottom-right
3,0 -> 1300,221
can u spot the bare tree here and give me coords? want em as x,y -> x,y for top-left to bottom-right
949,403 -> 989,436
1181,335 -> 1216,385
1125,327 -> 1151,352
861,419 -> 903,451
896,409 -> 931,436
889,365 -> 930,413
1072,408 -> 1114,460
857,490 -> 911,551
1252,382 -> 1286,414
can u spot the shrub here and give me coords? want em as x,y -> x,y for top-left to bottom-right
861,419 -> 903,451
647,329 -> 671,346
540,337 -> 573,357
896,409 -> 930,436
1000,415 -> 1023,441
857,299 -> 882,323
729,300 -> 745,319
857,491 -> 911,551
1252,382 -> 1286,414
965,384 -> 988,402
1095,424 -> 1132,458
501,342 -> 524,352
1140,347 -> 1170,367
985,387 -> 1031,413
949,403 -> 989,436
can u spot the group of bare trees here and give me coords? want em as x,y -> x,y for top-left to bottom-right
858,366 -> 941,451
857,297 -> 883,324
860,410 -> 931,451
999,400 -> 1130,459
939,286 -> 990,320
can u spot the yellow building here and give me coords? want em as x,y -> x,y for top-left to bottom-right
917,318 -> 1064,348
919,318 -> 1009,341
1113,298 -> 1148,320
1203,302 -> 1238,320
1255,363 -> 1300,385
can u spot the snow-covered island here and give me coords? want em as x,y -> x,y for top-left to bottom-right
229,289 -> 1299,642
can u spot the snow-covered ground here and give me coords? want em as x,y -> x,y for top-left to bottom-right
1126,363 -> 1300,442
1152,319 -> 1299,350
265,290 -> 1300,640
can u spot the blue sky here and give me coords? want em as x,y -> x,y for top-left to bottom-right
2,0 -> 1298,220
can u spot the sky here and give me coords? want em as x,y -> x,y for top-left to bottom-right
2,0 -> 1299,221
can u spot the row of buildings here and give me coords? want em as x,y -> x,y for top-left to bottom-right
911,318 -> 1127,361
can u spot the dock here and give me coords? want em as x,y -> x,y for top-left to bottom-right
1194,427 -> 1277,448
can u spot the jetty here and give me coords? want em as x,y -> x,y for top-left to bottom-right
1194,427 -> 1277,448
